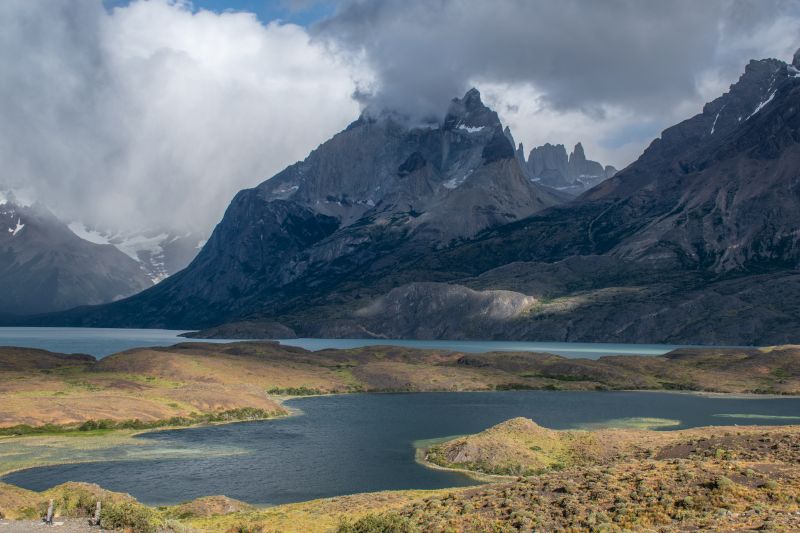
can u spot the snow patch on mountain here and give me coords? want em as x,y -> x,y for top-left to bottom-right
443,169 -> 474,189
68,222 -> 111,245
747,90 -> 777,120
67,222 -> 200,284
710,104 -> 726,135
9,218 -> 24,236
457,124 -> 485,133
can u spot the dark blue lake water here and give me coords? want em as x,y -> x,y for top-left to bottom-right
4,391 -> 800,505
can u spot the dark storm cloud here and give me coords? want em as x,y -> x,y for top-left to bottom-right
1,0 -> 798,234
315,0 -> 800,119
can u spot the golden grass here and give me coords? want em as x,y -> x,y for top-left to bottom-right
424,418 -> 603,476
4,341 -> 800,431
3,420 -> 800,531
3,342 -> 800,530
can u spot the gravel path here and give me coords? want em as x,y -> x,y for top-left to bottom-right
0,520 -> 103,532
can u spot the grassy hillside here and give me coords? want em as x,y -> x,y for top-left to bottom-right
2,341 -> 800,431
3,341 -> 800,530
424,417 -> 603,476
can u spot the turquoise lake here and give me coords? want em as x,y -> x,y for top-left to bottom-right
0,327 -> 706,358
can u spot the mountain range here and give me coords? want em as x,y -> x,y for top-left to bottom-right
0,193 -> 153,315
0,189 -> 207,314
19,50 -> 800,345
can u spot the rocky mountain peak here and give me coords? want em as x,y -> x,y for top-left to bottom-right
503,126 -> 515,145
444,88 -> 501,130
793,47 -> 800,69
569,142 -> 586,165
462,87 -> 483,109
524,142 -> 614,195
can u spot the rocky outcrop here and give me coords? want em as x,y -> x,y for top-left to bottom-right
352,283 -> 537,339
182,320 -> 297,339
527,143 -> 569,182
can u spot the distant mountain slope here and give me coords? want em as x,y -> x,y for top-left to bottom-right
67,223 -> 203,284
36,89 -> 566,328
0,195 -> 153,315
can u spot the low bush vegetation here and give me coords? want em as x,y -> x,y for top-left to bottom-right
337,513 -> 418,533
267,386 -> 324,396
100,500 -> 163,533
0,408 -> 281,437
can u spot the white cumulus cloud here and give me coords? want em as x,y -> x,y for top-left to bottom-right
0,0 -> 360,234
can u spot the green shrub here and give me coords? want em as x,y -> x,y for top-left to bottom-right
713,476 -> 734,491
337,513 -> 418,533
266,386 -> 323,396
164,518 -> 193,532
56,487 -> 98,517
100,501 -> 163,533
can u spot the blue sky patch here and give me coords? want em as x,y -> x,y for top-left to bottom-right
102,0 -> 337,26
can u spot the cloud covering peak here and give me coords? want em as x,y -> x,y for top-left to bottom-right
315,0 -> 800,165
317,0 -> 800,117
0,0 -> 359,233
1,0 -> 799,236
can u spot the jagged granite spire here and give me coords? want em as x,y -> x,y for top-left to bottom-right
525,142 -> 615,194
443,88 -> 501,130
794,47 -> 800,69
568,142 -> 586,167
503,126 -> 515,147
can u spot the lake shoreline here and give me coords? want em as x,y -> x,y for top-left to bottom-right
2,386 -> 796,485
3,339 -> 800,529
4,409 -> 800,532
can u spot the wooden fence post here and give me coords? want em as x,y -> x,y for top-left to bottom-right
44,499 -> 54,525
88,500 -> 102,526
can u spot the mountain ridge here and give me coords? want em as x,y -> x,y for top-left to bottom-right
20,52 -> 800,345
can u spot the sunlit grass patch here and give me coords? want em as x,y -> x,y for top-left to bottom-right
576,417 -> 681,430
713,413 -> 800,420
